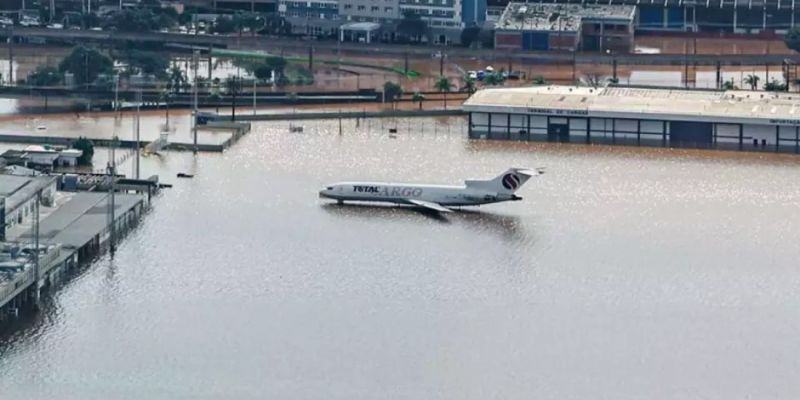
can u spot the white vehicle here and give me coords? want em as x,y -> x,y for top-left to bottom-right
0,17 -> 13,26
46,23 -> 63,29
319,168 -> 543,213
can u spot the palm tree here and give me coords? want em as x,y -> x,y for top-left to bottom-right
721,79 -> 737,90
434,76 -> 452,109
412,92 -> 425,110
484,73 -> 505,86
744,74 -> 760,90
167,66 -> 186,94
225,76 -> 242,120
462,75 -> 476,94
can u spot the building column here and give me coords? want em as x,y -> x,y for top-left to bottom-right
662,121 -> 667,146
776,125 -> 780,152
586,118 -> 591,144
611,119 -> 616,144
526,115 -> 531,140
763,8 -> 767,31
738,123 -> 744,150
487,113 -> 492,138
468,112 -> 473,137
733,7 -> 738,31
507,113 -> 511,140
636,119 -> 641,146
795,126 -> 799,153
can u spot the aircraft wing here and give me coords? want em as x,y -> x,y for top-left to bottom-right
406,199 -> 453,213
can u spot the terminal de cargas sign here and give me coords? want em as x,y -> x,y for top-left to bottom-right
527,107 -> 588,116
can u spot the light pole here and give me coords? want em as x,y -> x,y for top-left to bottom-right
606,49 -> 617,83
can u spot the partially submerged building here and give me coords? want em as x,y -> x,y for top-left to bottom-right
0,174 -> 57,240
463,85 -> 800,153
494,2 -> 636,52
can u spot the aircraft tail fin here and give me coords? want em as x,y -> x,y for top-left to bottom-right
465,168 -> 544,194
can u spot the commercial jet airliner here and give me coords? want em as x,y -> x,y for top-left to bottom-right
319,168 -> 544,213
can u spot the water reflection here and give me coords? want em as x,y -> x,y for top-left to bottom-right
320,202 -> 528,242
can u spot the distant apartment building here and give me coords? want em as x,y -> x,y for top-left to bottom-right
339,0 -> 400,23
398,0 -> 486,44
278,0 -> 339,36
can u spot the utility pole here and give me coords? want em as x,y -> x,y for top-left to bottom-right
114,73 -> 120,117
8,31 -> 13,85
32,191 -> 40,307
135,90 -> 141,180
107,137 -> 117,253
192,50 -> 199,154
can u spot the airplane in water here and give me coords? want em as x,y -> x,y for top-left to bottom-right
319,168 -> 544,213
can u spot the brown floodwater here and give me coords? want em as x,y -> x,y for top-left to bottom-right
1,116 -> 800,399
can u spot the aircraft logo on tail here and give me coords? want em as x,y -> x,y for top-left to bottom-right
502,173 -> 521,190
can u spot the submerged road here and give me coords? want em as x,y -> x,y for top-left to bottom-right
5,26 -> 799,66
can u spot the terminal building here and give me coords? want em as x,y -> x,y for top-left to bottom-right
494,3 -> 636,52
463,85 -> 800,153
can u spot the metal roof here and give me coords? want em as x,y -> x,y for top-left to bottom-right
16,192 -> 143,249
496,2 -> 635,32
463,85 -> 800,125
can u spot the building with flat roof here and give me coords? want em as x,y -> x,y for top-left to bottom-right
463,85 -> 800,154
0,174 -> 57,240
483,0 -> 799,33
494,2 -> 635,52
278,0 -> 340,37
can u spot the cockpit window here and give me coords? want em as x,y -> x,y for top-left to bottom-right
326,186 -> 334,191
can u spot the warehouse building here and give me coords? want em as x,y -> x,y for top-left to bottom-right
463,85 -> 800,153
494,3 -> 635,52
488,0 -> 798,33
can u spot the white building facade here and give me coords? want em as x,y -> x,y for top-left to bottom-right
463,85 -> 800,153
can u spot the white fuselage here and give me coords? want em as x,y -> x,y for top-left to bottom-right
319,182 -> 520,206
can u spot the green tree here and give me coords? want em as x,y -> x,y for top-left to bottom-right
784,27 -> 800,53
240,12 -> 262,36
26,66 -> 63,86
383,81 -> 402,106
721,79 -> 737,90
434,76 -> 452,109
72,137 -> 94,165
105,8 -> 176,32
462,75 -> 476,93
397,12 -> 428,43
412,92 -> 425,110
764,79 -> 788,91
260,13 -> 291,35
744,74 -> 760,90
166,66 -> 187,94
531,75 -> 547,85
225,76 -> 242,120
460,26 -> 481,48
484,73 -> 506,86
126,50 -> 170,78
213,16 -> 237,34
58,46 -> 113,87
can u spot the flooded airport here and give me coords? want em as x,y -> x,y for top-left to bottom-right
1,115 -> 800,399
